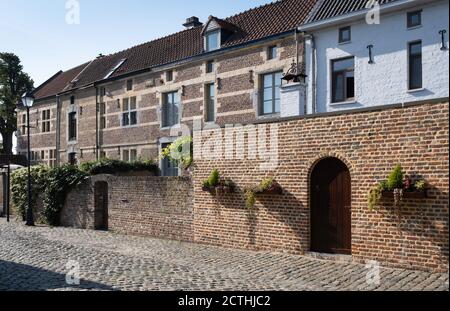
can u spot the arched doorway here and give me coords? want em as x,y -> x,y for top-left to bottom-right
94,181 -> 108,230
310,157 -> 351,255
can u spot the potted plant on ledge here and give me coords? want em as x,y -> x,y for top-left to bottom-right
245,178 -> 283,209
201,169 -> 235,195
368,165 -> 428,211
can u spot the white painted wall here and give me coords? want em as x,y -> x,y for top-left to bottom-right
305,0 -> 449,113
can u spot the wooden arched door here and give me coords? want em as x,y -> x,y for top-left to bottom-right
311,158 -> 351,255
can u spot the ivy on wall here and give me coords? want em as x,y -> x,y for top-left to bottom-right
10,159 -> 158,226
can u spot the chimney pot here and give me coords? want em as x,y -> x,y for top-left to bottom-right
183,16 -> 202,28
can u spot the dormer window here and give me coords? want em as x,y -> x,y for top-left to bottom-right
205,30 -> 220,52
202,16 -> 237,53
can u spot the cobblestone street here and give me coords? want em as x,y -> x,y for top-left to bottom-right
0,219 -> 448,291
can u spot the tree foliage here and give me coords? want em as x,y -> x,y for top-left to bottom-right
0,52 -> 34,153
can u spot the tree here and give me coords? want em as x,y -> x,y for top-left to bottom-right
0,52 -> 34,154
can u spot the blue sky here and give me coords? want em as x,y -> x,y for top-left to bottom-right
0,0 -> 270,86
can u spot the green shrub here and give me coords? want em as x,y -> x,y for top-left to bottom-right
41,165 -> 88,226
79,158 -> 158,175
11,166 -> 51,220
387,165 -> 404,190
160,136 -> 193,169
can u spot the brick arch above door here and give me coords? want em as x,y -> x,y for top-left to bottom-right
306,152 -> 354,182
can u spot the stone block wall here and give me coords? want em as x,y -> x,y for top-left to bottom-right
192,100 -> 449,273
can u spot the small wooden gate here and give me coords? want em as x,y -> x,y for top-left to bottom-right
94,181 -> 108,230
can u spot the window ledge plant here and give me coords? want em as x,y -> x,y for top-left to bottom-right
368,164 -> 428,211
201,169 -> 235,195
245,178 -> 283,209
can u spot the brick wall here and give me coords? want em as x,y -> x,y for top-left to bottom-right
62,175 -> 194,242
192,100 -> 449,273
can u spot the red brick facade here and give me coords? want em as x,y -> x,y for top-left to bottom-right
192,100 -> 449,273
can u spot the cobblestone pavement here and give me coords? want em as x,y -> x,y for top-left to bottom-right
0,219 -> 448,291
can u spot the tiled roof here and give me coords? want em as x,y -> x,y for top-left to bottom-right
33,0 -> 318,100
305,0 -> 400,24
33,62 -> 90,100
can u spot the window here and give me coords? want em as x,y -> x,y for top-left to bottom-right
162,92 -> 180,127
122,97 -> 137,126
205,30 -> 220,52
70,96 -> 75,105
49,149 -> 57,167
260,71 -> 282,115
161,143 -> 179,176
41,109 -> 51,133
268,45 -> 278,60
331,57 -> 355,103
99,86 -> 106,97
100,117 -> 106,129
68,112 -> 77,141
339,26 -> 351,43
206,60 -> 215,73
122,149 -> 137,162
99,102 -> 106,129
409,41 -> 422,90
166,70 -> 173,82
68,153 -> 77,166
205,83 -> 215,122
104,58 -> 127,79
126,79 -> 133,91
21,114 -> 26,135
407,10 -> 422,28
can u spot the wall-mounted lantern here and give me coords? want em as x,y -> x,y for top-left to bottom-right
216,77 -> 222,90
439,30 -> 448,50
281,60 -> 307,84
367,45 -> 374,64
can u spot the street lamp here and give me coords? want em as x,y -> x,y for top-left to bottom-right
21,92 -> 35,227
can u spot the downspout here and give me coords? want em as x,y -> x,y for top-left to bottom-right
295,28 -> 300,66
95,87 -> 99,161
309,33 -> 317,114
55,95 -> 61,166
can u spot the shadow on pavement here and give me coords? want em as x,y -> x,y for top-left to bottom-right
0,260 -> 116,291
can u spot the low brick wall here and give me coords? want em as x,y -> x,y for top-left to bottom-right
192,101 -> 449,273
62,175 -> 194,242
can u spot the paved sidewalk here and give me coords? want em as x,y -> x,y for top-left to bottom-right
0,219 -> 448,291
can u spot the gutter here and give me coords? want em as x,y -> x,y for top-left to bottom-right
298,0 -> 438,32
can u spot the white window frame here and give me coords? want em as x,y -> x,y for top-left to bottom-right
121,97 -> 138,127
205,30 -> 221,52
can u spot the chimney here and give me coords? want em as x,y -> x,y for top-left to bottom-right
183,16 -> 202,29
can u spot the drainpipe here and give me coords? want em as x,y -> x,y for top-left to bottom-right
301,32 -> 317,114
295,28 -> 300,67
311,34 -> 317,114
95,87 -> 99,161
55,95 -> 61,166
